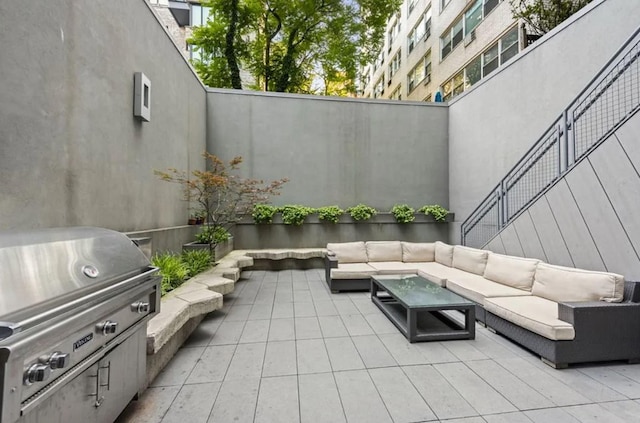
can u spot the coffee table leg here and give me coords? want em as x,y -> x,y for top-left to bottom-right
466,306 -> 476,339
408,309 -> 417,343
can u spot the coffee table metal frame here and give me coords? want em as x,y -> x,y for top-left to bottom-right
371,275 -> 475,343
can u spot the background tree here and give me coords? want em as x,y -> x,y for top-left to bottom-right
189,0 -> 401,94
510,0 -> 593,36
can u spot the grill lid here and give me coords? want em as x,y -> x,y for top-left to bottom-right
0,227 -> 151,322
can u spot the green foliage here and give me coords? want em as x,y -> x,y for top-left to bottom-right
510,0 -> 593,36
390,204 -> 415,223
181,250 -> 212,277
188,0 -> 402,94
279,205 -> 315,225
252,204 -> 278,224
195,225 -> 231,244
152,252 -> 189,296
418,205 -> 450,222
317,205 -> 344,223
347,204 -> 377,221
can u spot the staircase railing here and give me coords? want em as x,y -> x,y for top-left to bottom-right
461,26 -> 640,248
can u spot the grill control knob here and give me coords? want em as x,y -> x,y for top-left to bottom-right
131,301 -> 150,314
96,320 -> 118,336
24,364 -> 51,385
47,351 -> 70,369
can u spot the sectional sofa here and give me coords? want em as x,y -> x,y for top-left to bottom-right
324,240 -> 640,368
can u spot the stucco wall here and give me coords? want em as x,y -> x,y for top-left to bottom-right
0,0 -> 206,233
206,90 -> 449,214
448,0 -> 640,242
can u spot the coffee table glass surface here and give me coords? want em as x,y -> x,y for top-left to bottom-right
374,275 -> 472,308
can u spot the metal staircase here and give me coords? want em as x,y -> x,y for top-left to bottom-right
461,26 -> 640,248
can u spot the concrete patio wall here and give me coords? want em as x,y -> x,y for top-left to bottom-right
206,90 -> 449,212
448,0 -> 640,243
0,0 -> 206,236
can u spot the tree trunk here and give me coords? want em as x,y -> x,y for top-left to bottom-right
225,0 -> 242,89
275,29 -> 298,92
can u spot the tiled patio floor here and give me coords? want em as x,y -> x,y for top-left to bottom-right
117,269 -> 640,423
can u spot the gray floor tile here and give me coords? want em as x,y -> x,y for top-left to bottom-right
254,375 -> 299,423
613,364 -> 640,384
368,367 -> 437,422
186,345 -> 235,384
441,417 -> 487,423
313,300 -> 339,316
351,335 -> 397,368
334,370 -> 393,423
318,315 -> 349,338
293,290 -> 313,303
267,318 -> 295,341
333,299 -> 360,315
239,319 -> 270,343
262,340 -> 297,377
209,320 -> 246,345
562,403 -> 628,423
253,289 -> 276,305
496,358 -> 590,406
465,359 -> 554,410
298,373 -> 346,423
275,289 -> 293,303
443,340 -> 489,361
351,298 -> 379,315
434,362 -> 517,415
413,341 -> 460,364
482,412 -> 533,423
324,337 -> 365,371
294,301 -> 316,317
207,378 -> 260,423
524,408 -> 582,423
295,317 -> 322,339
161,382 -> 220,423
117,386 -> 181,423
224,342 -> 266,380
470,332 -> 521,360
403,365 -> 477,420
182,313 -> 224,347
363,313 -> 399,334
233,290 -> 258,306
579,366 -> 640,398
271,302 -> 294,319
151,347 -> 204,387
340,314 -> 374,336
248,303 -> 273,320
599,399 -> 640,422
297,339 -> 332,374
378,333 -> 429,366
539,364 -> 627,402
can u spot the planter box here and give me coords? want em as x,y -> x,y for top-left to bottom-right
182,236 -> 234,261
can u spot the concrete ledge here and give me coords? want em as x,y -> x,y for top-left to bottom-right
242,248 -> 327,260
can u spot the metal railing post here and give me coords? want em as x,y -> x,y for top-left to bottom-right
497,183 -> 505,227
567,110 -> 576,167
560,111 -> 569,173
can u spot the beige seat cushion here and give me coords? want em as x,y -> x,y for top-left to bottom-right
532,263 -> 625,303
330,263 -> 378,280
434,241 -> 454,267
414,262 -> 470,287
485,296 -> 575,341
452,245 -> 489,275
366,241 -> 403,262
368,261 -> 419,274
401,242 -> 435,262
327,241 -> 368,264
446,273 -> 531,306
483,253 -> 540,291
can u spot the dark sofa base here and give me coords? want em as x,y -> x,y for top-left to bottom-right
326,278 -> 371,293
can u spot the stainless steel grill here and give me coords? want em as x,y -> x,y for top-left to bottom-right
0,227 -> 160,423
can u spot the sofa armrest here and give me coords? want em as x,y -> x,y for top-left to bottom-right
325,254 -> 339,284
558,301 -> 640,330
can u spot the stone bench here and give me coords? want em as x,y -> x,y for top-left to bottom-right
235,248 -> 327,270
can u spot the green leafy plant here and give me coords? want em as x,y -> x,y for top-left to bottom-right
252,204 -> 278,224
391,204 -> 415,223
279,205 -> 315,225
510,0 -> 592,36
347,204 -> 377,221
317,206 -> 344,223
181,249 -> 212,277
195,225 -> 231,244
152,252 -> 189,296
418,205 -> 450,222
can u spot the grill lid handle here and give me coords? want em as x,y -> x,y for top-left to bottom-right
0,321 -> 20,341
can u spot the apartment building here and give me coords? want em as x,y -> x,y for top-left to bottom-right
359,0 -> 520,102
147,0 -> 209,60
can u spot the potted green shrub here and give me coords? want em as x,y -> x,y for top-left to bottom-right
390,204 -> 415,223
317,206 -> 344,223
418,204 -> 450,222
346,204 -> 377,221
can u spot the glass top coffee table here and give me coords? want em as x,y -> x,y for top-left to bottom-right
371,274 -> 475,343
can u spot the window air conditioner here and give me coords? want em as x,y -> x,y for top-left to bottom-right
464,30 -> 476,47
424,74 -> 431,85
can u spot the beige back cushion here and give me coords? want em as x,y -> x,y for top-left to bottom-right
327,242 -> 368,263
452,245 -> 489,275
401,242 -> 435,262
434,241 -> 454,267
366,241 -> 403,262
483,253 -> 540,291
532,263 -> 625,303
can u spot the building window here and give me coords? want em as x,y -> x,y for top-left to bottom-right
465,0 -> 483,35
424,94 -> 432,102
390,85 -> 402,100
441,0 -> 451,12
189,44 -> 201,61
388,49 -> 402,78
373,50 -> 385,71
374,75 -> 385,98
407,7 -> 431,53
407,51 -> 431,93
408,0 -> 417,15
388,19 -> 401,51
191,4 -> 212,27
500,25 -> 519,64
484,0 -> 500,16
